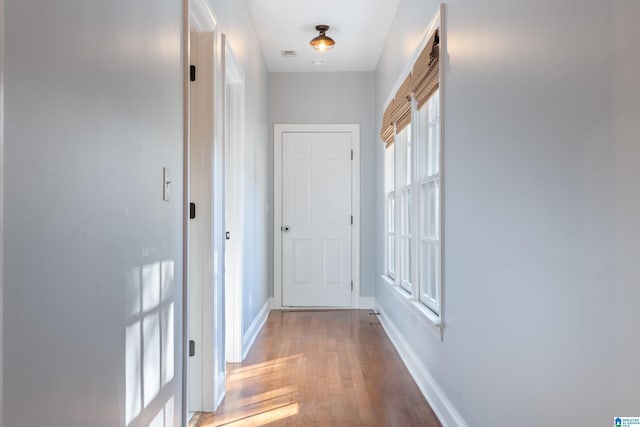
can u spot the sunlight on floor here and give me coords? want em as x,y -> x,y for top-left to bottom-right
226,354 -> 304,383
195,354 -> 305,427
201,402 -> 299,427
219,385 -> 299,412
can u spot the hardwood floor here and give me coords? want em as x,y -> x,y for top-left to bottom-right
193,309 -> 441,427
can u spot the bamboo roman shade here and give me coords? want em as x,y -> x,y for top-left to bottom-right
380,99 -> 395,145
412,29 -> 440,109
380,27 -> 440,147
380,74 -> 412,145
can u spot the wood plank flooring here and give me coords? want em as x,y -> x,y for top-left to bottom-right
193,309 -> 441,427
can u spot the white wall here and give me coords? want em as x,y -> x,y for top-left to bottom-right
375,0 -> 640,425
3,1 -> 184,426
269,71 -> 376,297
209,0 -> 271,339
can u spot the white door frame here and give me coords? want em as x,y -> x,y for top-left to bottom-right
0,0 -> 5,418
223,38 -> 245,363
184,0 -> 221,418
273,124 -> 361,309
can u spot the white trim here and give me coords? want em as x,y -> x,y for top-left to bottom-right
189,0 -> 217,32
273,123 -> 361,309
223,37 -> 245,364
182,0 -> 190,422
214,370 -> 226,409
358,297 -> 375,309
381,274 -> 441,339
0,0 -> 5,421
375,299 -> 467,427
437,3 -> 447,330
241,298 -> 272,360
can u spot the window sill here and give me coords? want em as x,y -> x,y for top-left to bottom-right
380,275 -> 443,341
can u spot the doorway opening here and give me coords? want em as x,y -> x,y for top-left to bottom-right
222,39 -> 246,364
185,2 -> 247,422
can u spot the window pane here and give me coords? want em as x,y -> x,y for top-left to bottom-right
406,190 -> 412,234
418,105 -> 428,181
420,242 -> 440,313
428,244 -> 437,297
426,181 -> 440,239
420,183 -> 427,238
397,126 -> 411,187
401,237 -> 412,292
429,122 -> 439,176
429,89 -> 439,123
388,235 -> 395,277
388,192 -> 395,233
384,143 -> 395,193
406,125 -> 412,184
420,241 -> 428,295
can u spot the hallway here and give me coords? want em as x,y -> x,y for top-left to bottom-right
192,310 -> 441,426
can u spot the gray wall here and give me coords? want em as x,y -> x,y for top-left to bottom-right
375,0 -> 640,425
210,0 -> 271,337
270,71 -> 376,297
3,0 -> 184,426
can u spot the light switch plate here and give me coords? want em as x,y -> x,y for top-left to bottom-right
163,167 -> 171,201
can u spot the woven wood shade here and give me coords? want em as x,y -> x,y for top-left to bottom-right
380,27 -> 440,147
379,74 -> 413,145
412,29 -> 440,109
380,99 -> 395,144
392,74 -> 413,134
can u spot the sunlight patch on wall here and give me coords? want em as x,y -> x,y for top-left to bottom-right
125,321 -> 142,425
125,259 -> 176,427
143,312 -> 161,406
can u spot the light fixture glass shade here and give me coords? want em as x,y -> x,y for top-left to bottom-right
310,25 -> 335,51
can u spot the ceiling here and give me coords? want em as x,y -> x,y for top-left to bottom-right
246,0 -> 401,72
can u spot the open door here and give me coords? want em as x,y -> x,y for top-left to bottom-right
185,0 -> 226,418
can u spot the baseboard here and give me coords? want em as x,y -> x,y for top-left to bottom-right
242,297 -> 272,360
187,412 -> 199,427
358,296 -> 375,309
375,300 -> 468,427
214,370 -> 226,410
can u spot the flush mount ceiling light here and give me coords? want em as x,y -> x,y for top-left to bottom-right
310,25 -> 335,52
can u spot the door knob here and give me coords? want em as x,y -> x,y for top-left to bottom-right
281,225 -> 291,232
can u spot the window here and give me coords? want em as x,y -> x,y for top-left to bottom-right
383,92 -> 441,317
384,143 -> 396,279
380,21 -> 442,321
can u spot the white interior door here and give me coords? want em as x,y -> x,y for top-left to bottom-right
188,30 -> 207,412
282,131 -> 352,307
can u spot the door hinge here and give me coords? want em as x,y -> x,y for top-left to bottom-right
190,65 -> 196,82
189,340 -> 195,357
189,202 -> 196,219
351,280 -> 354,291
226,231 -> 230,240
351,215 -> 353,225
351,149 -> 354,160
